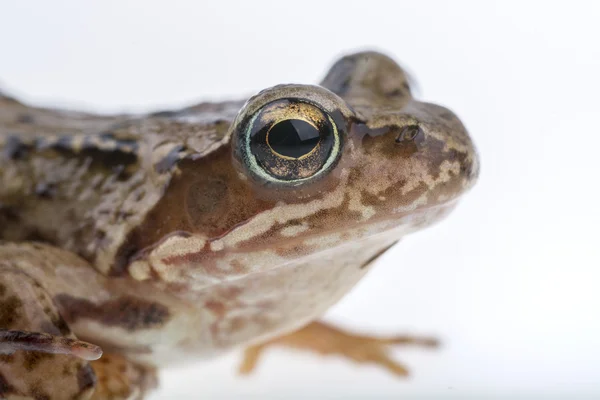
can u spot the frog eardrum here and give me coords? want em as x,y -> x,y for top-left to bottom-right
232,84 -> 350,186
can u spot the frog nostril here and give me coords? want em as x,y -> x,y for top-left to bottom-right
393,125 -> 425,158
395,126 -> 423,143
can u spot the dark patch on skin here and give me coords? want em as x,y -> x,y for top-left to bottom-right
0,204 -> 20,224
272,241 -> 320,259
35,182 -> 57,199
55,294 -> 170,331
76,147 -> 138,168
23,351 -> 54,371
0,372 -> 16,396
387,88 -> 404,97
29,242 -> 47,251
455,149 -> 476,180
55,136 -> 73,148
94,229 -> 106,245
134,190 -> 146,202
23,229 -> 55,245
0,283 -> 6,297
117,210 -> 135,221
16,113 -> 35,124
118,362 -> 126,373
359,241 -> 398,269
3,135 -> 31,159
77,364 -> 97,394
97,132 -> 139,150
0,354 -> 15,363
110,242 -> 139,276
39,320 -> 57,335
389,181 -> 429,210
204,300 -> 227,317
149,110 -> 179,118
40,313 -> 71,336
35,135 -> 138,167
0,295 -> 23,326
359,184 -> 399,208
111,164 -> 133,181
30,386 -> 51,400
155,145 -> 185,174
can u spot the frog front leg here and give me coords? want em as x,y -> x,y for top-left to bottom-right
239,321 -> 438,377
0,264 -> 99,399
0,243 -> 157,400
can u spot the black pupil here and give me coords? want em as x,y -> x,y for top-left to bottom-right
268,119 -> 320,158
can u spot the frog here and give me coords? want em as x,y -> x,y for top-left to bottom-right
0,50 -> 479,399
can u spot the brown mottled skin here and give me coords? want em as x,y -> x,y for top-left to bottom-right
0,51 -> 478,399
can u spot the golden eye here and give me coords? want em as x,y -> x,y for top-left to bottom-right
244,99 -> 339,182
233,96 -> 345,187
232,85 -> 351,187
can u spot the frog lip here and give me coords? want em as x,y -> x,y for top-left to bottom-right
131,195 -> 460,274
220,200 -> 458,255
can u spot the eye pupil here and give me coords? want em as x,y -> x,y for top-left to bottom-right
268,119 -> 320,159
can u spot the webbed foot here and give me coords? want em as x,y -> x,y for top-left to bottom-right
239,321 -> 438,377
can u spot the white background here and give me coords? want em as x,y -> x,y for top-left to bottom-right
1,1 -> 599,399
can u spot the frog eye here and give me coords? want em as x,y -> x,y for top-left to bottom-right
233,87 -> 348,187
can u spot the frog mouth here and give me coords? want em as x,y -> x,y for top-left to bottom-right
215,198 -> 460,256
126,198 -> 459,285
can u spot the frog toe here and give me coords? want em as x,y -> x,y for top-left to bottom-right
0,329 -> 102,360
239,321 -> 439,378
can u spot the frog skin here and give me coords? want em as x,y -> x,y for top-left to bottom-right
0,51 -> 479,399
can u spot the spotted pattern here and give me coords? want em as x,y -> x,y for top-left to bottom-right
55,294 -> 171,331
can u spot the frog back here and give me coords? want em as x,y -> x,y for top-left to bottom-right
0,91 -> 240,274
